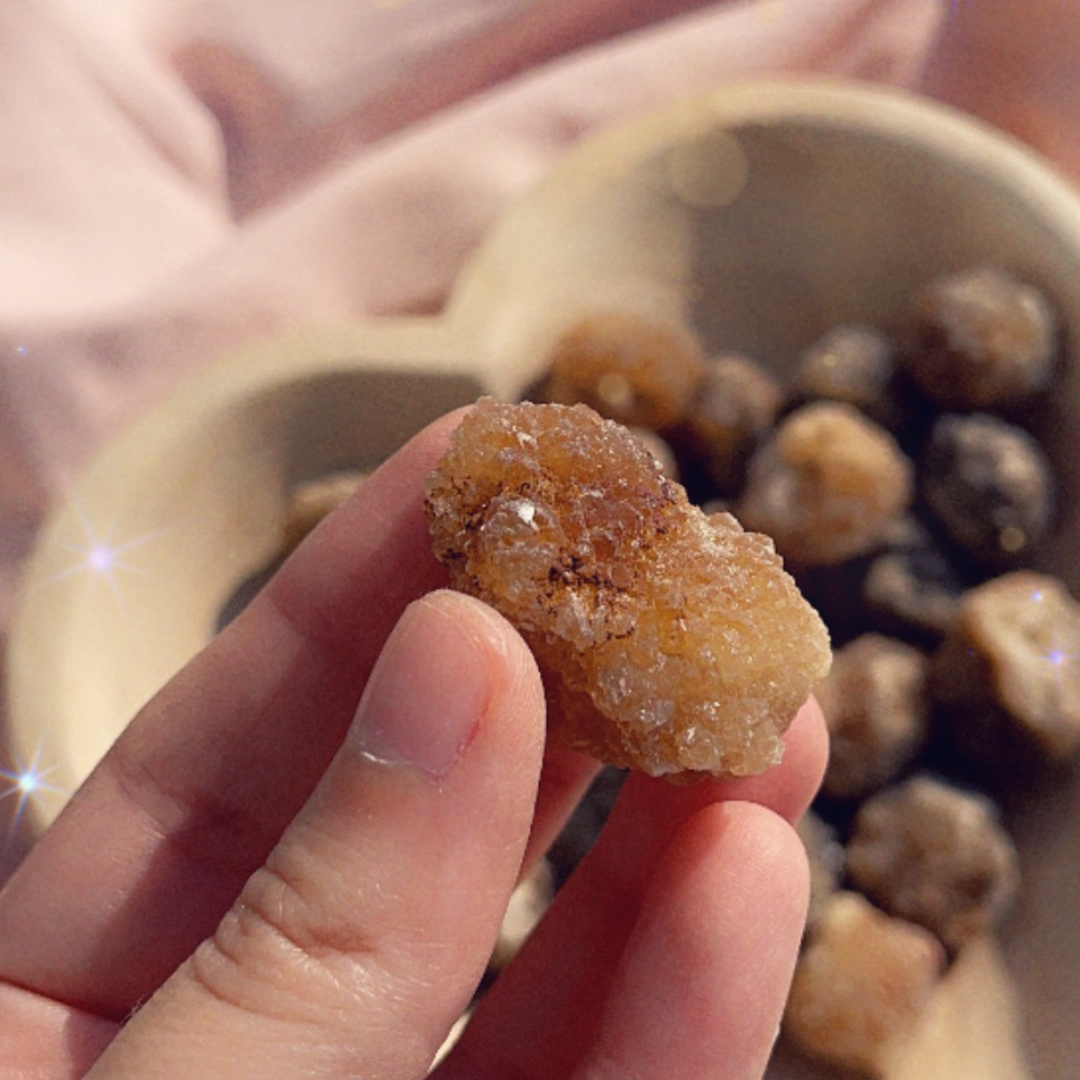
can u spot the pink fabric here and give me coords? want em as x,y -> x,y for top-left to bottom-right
0,0 -> 1077,631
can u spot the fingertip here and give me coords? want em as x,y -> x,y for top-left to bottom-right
707,692 -> 830,822
673,800 -> 811,923
423,589 -> 538,683
423,589 -> 548,761
585,800 -> 809,1080
346,588 -> 545,783
780,693 -> 830,817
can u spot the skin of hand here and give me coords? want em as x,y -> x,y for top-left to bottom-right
0,408 -> 827,1080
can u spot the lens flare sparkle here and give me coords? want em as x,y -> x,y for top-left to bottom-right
0,742 -> 69,837
43,500 -> 165,610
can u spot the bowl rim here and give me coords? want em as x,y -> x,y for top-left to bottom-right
451,75 -> 1080,394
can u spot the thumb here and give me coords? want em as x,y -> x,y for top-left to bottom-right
87,590 -> 546,1080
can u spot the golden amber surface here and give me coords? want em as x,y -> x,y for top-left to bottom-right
425,398 -> 831,777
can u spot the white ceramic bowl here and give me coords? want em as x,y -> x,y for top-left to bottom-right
8,77 -> 1080,1079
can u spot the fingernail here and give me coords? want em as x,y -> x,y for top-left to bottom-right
349,591 -> 495,778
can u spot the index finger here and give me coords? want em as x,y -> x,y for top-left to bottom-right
0,410 -> 462,1018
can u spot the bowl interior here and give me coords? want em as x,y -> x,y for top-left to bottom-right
456,84 -> 1080,529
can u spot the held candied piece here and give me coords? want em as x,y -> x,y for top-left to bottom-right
816,634 -> 930,800
738,402 -> 914,566
845,775 -> 1020,953
934,570 -> 1080,763
784,891 -> 945,1078
425,399 -> 831,778
922,413 -> 1054,568
903,265 -> 1058,409
539,310 -> 707,430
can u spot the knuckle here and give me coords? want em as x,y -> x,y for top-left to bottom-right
190,852 -> 380,1021
107,740 -> 276,878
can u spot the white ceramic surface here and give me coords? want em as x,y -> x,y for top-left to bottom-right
8,77 -> 1080,1079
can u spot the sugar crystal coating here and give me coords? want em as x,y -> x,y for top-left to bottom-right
671,351 -> 783,494
794,322 -> 900,427
922,413 -> 1054,568
425,398 -> 832,777
863,516 -> 967,644
934,570 -> 1080,762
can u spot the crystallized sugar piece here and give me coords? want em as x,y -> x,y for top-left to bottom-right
845,776 -> 1020,953
904,265 -> 1058,409
816,633 -> 930,800
922,412 -> 1054,568
793,322 -> 902,429
785,891 -> 945,1078
738,401 -> 914,567
425,399 -> 831,778
934,570 -> 1080,762
671,351 -> 784,495
539,310 -> 707,430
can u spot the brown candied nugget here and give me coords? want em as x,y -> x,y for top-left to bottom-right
796,811 -> 844,935
793,322 -> 904,429
784,891 -> 945,1078
934,570 -> 1080,762
845,775 -> 1020,953
738,401 -> 914,566
904,265 -> 1058,409
921,413 -> 1054,568
672,351 -> 784,494
540,310 -> 707,430
425,399 -> 831,778
816,633 -> 930,800
282,470 -> 366,552
862,516 -> 967,644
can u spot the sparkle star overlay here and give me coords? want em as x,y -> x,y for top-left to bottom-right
0,741 -> 69,837
5,505 -> 168,843
44,500 -> 165,610
1033,589 -> 1080,671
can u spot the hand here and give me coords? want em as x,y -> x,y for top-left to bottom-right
0,410 -> 826,1080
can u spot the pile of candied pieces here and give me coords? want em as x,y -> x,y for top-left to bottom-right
278,263 -> 1078,1078
527,265 -> 1079,1077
